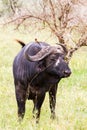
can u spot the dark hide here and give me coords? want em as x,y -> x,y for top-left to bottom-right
13,42 -> 71,123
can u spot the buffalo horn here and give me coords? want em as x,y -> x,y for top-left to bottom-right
24,46 -> 63,61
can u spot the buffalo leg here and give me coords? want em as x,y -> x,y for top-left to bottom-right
49,84 -> 58,119
33,93 -> 45,123
15,84 -> 26,122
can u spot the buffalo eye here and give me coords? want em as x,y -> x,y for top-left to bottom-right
50,58 -> 56,61
50,54 -> 58,61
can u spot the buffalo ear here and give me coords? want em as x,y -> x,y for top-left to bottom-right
56,43 -> 68,55
15,39 -> 25,48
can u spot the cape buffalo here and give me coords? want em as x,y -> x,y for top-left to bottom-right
13,40 -> 71,123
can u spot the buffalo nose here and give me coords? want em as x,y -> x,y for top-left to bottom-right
64,70 -> 71,76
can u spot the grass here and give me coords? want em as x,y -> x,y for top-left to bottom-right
0,26 -> 87,130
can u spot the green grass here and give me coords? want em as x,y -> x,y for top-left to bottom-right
0,26 -> 87,130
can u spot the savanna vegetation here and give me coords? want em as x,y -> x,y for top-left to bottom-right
0,26 -> 87,130
0,0 -> 87,130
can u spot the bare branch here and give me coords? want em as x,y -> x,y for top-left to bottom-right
49,0 -> 57,29
67,31 -> 87,61
9,0 -> 19,14
1,14 -> 44,25
9,0 -> 15,13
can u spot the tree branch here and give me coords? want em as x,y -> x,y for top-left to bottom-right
49,0 -> 57,29
67,32 -> 87,61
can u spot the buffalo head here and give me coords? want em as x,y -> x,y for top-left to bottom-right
24,44 -> 71,79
